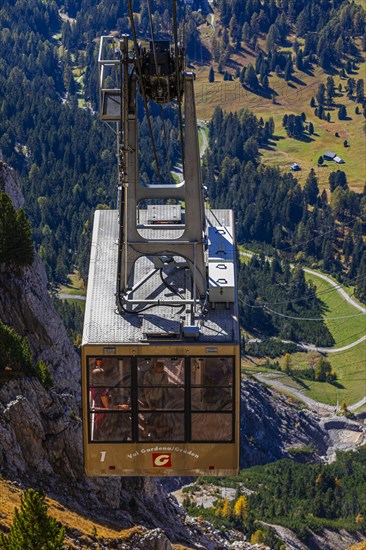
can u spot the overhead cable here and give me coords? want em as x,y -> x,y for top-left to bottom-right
127,0 -> 164,184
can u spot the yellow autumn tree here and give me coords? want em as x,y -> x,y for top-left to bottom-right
250,529 -> 265,544
355,513 -> 364,525
214,499 -> 223,517
221,498 -> 231,518
315,473 -> 322,485
233,495 -> 248,521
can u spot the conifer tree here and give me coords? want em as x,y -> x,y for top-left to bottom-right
355,251 -> 366,302
266,23 -> 279,53
0,193 -> 34,267
268,116 -> 275,136
0,322 -> 34,376
284,59 -> 293,82
326,76 -> 335,104
242,22 -> 251,45
244,64 -> 259,90
304,168 -> 319,205
15,209 -> 35,266
356,79 -> 364,103
282,353 -> 292,375
338,105 -> 347,120
0,489 -> 65,549
316,83 -> 326,107
35,360 -> 54,390
296,49 -> 303,71
347,78 -> 356,97
0,192 -> 19,264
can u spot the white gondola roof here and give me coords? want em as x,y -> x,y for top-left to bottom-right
82,208 -> 239,346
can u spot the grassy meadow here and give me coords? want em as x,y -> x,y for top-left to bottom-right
305,272 -> 366,347
193,13 -> 366,191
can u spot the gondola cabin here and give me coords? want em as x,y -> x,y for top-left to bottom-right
81,209 -> 240,476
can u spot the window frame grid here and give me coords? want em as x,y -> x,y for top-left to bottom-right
86,355 -> 235,444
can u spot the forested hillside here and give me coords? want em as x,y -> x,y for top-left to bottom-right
0,0 -> 181,283
210,0 -> 365,75
184,447 -> 366,546
203,106 -> 366,301
238,254 -> 335,346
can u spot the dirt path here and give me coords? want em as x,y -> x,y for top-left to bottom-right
198,120 -> 209,157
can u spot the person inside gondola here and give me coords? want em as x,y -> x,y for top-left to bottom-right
143,360 -> 168,409
90,360 -> 129,440
143,360 -> 170,439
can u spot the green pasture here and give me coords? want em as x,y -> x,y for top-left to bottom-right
305,272 -> 366,347
295,342 -> 365,406
243,344 -> 365,406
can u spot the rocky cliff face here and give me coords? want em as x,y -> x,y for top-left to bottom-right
0,161 -> 79,395
240,379 -> 329,466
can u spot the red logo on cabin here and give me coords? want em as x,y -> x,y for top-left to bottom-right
152,453 -> 172,467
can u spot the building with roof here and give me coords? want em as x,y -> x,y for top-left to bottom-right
324,151 -> 337,161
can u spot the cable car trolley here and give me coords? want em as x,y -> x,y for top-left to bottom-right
81,31 -> 240,476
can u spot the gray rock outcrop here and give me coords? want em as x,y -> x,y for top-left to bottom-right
240,380 -> 329,466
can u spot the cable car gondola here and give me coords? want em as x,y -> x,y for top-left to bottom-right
81,32 -> 240,476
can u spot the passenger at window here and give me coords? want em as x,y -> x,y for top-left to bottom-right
143,360 -> 170,440
90,362 -> 129,440
143,360 -> 168,409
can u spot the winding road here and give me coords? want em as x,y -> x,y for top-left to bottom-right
239,251 -> 366,354
58,292 -> 85,301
